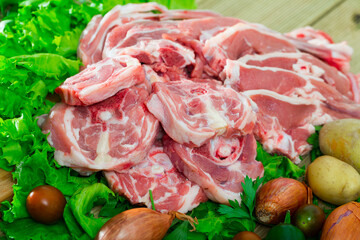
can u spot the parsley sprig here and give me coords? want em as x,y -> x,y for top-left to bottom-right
218,176 -> 263,225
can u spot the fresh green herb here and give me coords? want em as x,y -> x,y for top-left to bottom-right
149,189 -> 156,211
165,177 -> 263,240
307,125 -> 323,161
284,210 -> 291,224
256,142 -> 305,183
218,176 -> 263,224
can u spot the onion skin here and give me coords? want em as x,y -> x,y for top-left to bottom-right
321,202 -> 360,240
95,208 -> 173,240
233,231 -> 262,240
255,178 -> 308,225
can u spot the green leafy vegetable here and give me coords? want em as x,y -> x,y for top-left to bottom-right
0,218 -> 72,240
307,125 -> 323,161
0,54 -> 80,119
64,183 -> 127,239
256,142 -> 305,183
165,177 -> 263,240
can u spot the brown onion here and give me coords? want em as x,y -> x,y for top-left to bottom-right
95,208 -> 197,240
321,201 -> 360,240
233,231 -> 262,240
255,178 -> 309,225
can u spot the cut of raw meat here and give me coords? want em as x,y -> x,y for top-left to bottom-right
238,52 -> 354,100
55,56 -> 145,106
79,3 -> 220,66
104,39 -> 195,68
244,90 -> 327,162
285,27 -> 353,72
102,21 -> 180,59
177,17 -> 242,41
105,143 -> 208,213
203,22 -> 298,74
163,134 -> 264,204
78,3 -> 171,66
42,87 -> 159,175
145,79 -> 257,147
223,60 -> 360,118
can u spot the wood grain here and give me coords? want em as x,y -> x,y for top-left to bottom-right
196,0 -> 343,32
0,170 -> 13,203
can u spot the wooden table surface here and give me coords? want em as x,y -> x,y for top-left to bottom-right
0,0 -> 359,238
197,0 -> 360,73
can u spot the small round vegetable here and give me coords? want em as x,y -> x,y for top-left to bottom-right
306,155 -> 360,205
26,185 -> 66,224
265,224 -> 305,240
319,118 -> 360,172
233,231 -> 261,240
293,204 -> 325,237
255,178 -> 308,225
95,208 -> 197,240
321,201 -> 360,240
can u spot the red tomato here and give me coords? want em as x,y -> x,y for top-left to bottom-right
26,185 -> 66,224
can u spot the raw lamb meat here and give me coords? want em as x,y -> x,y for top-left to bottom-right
102,21 -> 180,59
285,26 -> 353,72
163,134 -> 264,204
105,143 -> 208,213
238,52 -> 354,100
42,87 -> 159,175
104,39 -> 195,68
244,90 -> 327,162
79,2 -> 220,66
145,79 -> 257,147
222,60 -> 360,118
202,22 -> 298,74
55,56 -> 145,106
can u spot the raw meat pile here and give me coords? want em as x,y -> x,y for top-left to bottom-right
41,2 -> 360,213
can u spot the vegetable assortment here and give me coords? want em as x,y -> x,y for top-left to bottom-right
0,1 -> 359,240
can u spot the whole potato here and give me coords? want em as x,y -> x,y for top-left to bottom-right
306,155 -> 360,205
319,119 -> 360,173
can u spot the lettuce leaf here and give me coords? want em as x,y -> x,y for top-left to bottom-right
0,0 -> 101,58
256,142 -> 305,183
0,54 -> 80,119
0,218 -> 72,240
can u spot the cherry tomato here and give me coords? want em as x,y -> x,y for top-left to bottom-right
293,204 -> 325,237
26,185 -> 66,224
233,231 -> 261,240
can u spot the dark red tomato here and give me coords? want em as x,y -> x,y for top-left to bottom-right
26,185 -> 66,224
233,231 -> 262,240
293,204 -> 325,237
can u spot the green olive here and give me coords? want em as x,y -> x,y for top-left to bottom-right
26,185 -> 66,224
293,204 -> 325,237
